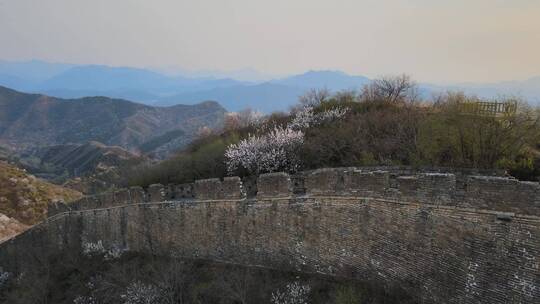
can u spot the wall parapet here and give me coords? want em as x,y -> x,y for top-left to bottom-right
256,172 -> 293,198
49,167 -> 540,217
5,167 -> 540,304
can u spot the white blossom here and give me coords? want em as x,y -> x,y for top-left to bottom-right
318,107 -> 349,121
225,126 -> 304,175
271,281 -> 311,304
289,106 -> 348,130
0,269 -> 10,288
82,241 -> 106,256
73,296 -> 96,304
82,240 -> 126,260
104,244 -> 127,260
121,281 -> 161,304
224,103 -> 347,175
289,107 -> 316,130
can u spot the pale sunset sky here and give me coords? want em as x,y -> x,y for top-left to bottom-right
0,0 -> 538,83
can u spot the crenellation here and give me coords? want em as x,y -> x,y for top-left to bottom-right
241,176 -> 258,198
147,183 -> 166,202
5,166 -> 540,304
416,173 -> 456,205
194,178 -> 221,200
83,195 -> 101,210
113,189 -> 131,205
221,177 -> 244,199
171,183 -> 195,199
396,175 -> 419,199
164,184 -> 177,200
194,177 -> 244,200
257,172 -> 292,198
464,176 -> 540,215
128,186 -> 145,204
304,168 -> 341,195
291,174 -> 306,195
342,169 -> 389,197
50,167 -> 540,217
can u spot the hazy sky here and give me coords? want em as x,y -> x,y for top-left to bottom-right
0,0 -> 539,83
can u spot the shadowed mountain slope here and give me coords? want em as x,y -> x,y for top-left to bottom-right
0,86 -> 226,154
21,141 -> 146,177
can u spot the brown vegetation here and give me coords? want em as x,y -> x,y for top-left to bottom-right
128,75 -> 540,187
0,161 -> 82,226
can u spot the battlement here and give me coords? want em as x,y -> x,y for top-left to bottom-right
50,167 -> 540,217
6,167 -> 540,304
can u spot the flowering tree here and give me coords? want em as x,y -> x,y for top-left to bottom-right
225,92 -> 348,175
289,105 -> 348,130
225,126 -> 304,175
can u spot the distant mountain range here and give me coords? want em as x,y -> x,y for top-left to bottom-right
0,86 -> 225,155
0,60 -> 538,112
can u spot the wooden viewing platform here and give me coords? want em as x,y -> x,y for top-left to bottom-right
458,100 -> 517,117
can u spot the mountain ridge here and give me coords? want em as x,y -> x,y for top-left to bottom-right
0,61 -> 538,111
0,86 -> 226,155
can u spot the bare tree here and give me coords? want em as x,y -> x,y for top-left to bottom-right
361,74 -> 418,103
224,108 -> 265,132
298,88 -> 331,108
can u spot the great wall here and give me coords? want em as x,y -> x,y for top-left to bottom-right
0,167 -> 538,303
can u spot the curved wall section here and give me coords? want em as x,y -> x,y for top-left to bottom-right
1,169 -> 539,304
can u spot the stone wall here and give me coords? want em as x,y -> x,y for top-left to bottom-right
49,168 -> 540,216
3,168 -> 540,304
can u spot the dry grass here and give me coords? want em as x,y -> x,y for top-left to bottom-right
0,161 -> 82,226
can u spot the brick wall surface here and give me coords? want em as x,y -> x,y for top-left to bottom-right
9,167 -> 539,304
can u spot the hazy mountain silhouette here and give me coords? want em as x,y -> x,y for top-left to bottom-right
0,61 -> 538,111
0,60 -> 74,82
156,71 -> 372,112
272,70 -> 370,90
156,83 -> 307,112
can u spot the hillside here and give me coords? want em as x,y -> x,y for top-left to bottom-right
0,161 -> 82,227
21,141 -> 145,176
0,213 -> 27,242
0,160 -> 82,241
0,86 -> 226,155
15,141 -> 148,194
130,77 -> 540,188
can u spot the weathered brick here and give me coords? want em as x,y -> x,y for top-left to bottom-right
147,184 -> 165,202
257,172 -> 292,198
